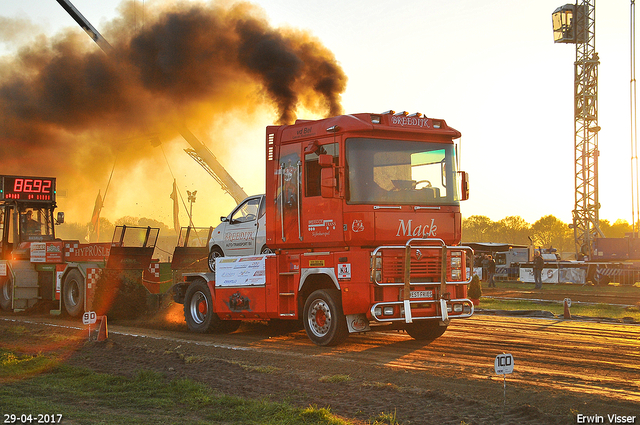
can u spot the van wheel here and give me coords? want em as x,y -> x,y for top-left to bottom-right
404,320 -> 448,340
207,247 -> 224,273
303,289 -> 348,346
260,245 -> 273,254
183,279 -> 239,333
63,269 -> 85,317
0,277 -> 12,311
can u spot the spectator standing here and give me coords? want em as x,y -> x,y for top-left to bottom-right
487,255 -> 496,287
533,251 -> 544,289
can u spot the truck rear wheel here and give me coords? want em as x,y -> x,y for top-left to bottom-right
207,247 -> 223,273
303,289 -> 348,346
184,279 -> 239,334
63,269 -> 85,317
404,320 -> 448,341
0,277 -> 12,311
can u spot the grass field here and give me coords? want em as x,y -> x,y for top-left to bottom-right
478,280 -> 640,322
487,280 -> 640,295
479,298 -> 640,321
0,350 -> 354,425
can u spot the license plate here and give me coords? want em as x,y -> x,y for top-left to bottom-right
410,290 -> 433,299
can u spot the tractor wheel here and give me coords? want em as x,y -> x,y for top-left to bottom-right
207,246 -> 224,273
63,269 -> 85,317
183,279 -> 239,334
0,277 -> 12,311
404,320 -> 448,341
303,289 -> 348,346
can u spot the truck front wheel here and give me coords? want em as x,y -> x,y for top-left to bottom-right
303,289 -> 348,346
404,320 -> 448,341
0,277 -> 12,311
63,269 -> 85,317
183,279 -> 239,334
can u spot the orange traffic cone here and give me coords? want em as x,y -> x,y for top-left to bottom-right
563,298 -> 571,319
96,315 -> 108,341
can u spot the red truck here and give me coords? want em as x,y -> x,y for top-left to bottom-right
174,111 -> 473,346
0,175 -> 158,316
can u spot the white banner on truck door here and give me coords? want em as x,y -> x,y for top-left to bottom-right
215,255 -> 267,287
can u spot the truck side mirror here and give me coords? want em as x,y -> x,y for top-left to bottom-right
319,154 -> 337,198
321,168 -> 337,198
459,171 -> 469,201
56,212 -> 65,225
318,154 -> 333,167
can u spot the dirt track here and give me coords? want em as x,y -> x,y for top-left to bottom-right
2,306 -> 639,425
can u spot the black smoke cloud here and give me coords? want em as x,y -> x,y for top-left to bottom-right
0,0 -> 347,205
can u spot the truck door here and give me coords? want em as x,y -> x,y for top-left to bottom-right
302,141 -> 343,244
222,196 -> 262,256
275,145 -> 302,244
0,206 -> 5,260
0,205 -> 16,260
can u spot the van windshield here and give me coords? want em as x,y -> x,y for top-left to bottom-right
346,138 -> 460,205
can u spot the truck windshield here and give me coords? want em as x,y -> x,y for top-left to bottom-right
19,206 -> 55,241
346,138 -> 460,205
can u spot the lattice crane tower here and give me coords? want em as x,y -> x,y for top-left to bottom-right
553,1 -> 604,258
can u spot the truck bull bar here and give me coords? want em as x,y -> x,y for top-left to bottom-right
371,238 -> 474,323
370,298 -> 474,322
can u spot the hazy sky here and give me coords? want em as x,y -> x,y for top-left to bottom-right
1,0 -> 636,228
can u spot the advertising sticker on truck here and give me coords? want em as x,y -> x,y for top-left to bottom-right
30,242 -> 46,262
338,263 -> 351,279
215,255 -> 268,287
308,219 -> 336,237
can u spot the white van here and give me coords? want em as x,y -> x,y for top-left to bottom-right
207,195 -> 269,271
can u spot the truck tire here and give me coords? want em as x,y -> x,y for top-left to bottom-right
207,247 -> 224,273
183,279 -> 239,334
404,320 -> 448,341
63,269 -> 85,317
303,289 -> 348,346
0,277 -> 12,311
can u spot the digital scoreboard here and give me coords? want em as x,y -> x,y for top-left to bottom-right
0,176 -> 56,202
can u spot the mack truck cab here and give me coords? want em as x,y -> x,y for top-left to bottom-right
176,111 -> 473,346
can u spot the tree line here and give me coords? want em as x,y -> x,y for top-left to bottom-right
56,214 -> 636,255
462,215 -> 637,253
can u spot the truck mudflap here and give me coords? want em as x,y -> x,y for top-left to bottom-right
371,237 -> 474,324
370,298 -> 474,323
